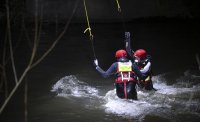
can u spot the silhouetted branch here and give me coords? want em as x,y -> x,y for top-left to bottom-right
0,0 -> 80,115
31,0 -> 80,69
29,0 -> 39,66
0,67 -> 28,114
6,1 -> 18,84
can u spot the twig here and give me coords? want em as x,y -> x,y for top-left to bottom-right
31,0 -> 80,69
6,1 -> 18,83
0,0 -> 80,115
29,0 -> 39,66
2,25 -> 23,68
0,67 -> 29,114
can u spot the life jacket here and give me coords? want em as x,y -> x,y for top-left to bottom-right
115,60 -> 137,99
115,61 -> 136,83
136,59 -> 151,82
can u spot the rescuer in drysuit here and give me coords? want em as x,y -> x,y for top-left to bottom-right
133,49 -> 154,90
124,32 -> 155,91
93,49 -> 147,100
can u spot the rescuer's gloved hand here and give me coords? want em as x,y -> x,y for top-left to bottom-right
93,59 -> 98,67
125,32 -> 130,39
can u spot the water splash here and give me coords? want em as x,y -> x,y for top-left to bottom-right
51,71 -> 200,120
51,75 -> 99,98
103,71 -> 200,119
103,89 -> 160,118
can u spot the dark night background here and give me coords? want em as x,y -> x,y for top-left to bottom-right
0,0 -> 200,122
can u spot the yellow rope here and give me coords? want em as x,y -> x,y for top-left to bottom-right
83,0 -> 93,40
115,0 -> 121,12
83,0 -> 96,58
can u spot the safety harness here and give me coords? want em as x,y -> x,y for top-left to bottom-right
115,61 -> 135,99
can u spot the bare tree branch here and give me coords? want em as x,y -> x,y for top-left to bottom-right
31,0 -> 80,69
29,0 -> 39,66
6,1 -> 18,84
0,0 -> 80,114
0,67 -> 29,114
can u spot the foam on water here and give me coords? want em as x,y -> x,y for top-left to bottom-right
51,75 -> 99,98
102,72 -> 200,118
103,89 -> 161,118
51,71 -> 200,119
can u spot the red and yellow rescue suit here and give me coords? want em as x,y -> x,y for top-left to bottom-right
115,61 -> 137,99
95,57 -> 147,100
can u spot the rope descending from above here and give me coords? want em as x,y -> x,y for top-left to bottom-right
83,0 -> 96,59
115,0 -> 121,12
114,0 -> 128,43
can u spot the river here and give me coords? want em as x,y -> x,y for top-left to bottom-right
0,19 -> 200,122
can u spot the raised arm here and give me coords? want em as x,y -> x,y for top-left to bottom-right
125,32 -> 135,61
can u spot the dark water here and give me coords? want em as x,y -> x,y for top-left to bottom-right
1,19 -> 200,122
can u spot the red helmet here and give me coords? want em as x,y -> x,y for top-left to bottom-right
134,49 -> 147,59
115,49 -> 127,58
